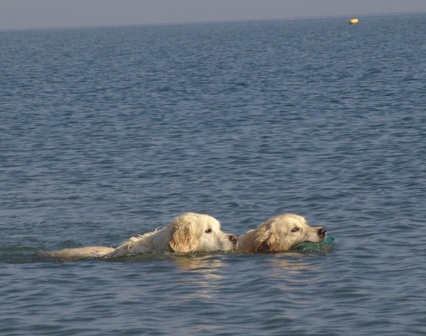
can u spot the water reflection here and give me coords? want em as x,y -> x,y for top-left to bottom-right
267,253 -> 317,274
170,254 -> 227,300
171,253 -> 226,272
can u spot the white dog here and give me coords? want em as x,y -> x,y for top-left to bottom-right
50,212 -> 238,259
237,213 -> 326,252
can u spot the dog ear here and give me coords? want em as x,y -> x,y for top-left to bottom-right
256,239 -> 271,252
253,221 -> 272,252
253,220 -> 279,252
168,215 -> 197,253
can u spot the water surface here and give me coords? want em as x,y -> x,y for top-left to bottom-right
1,15 -> 426,335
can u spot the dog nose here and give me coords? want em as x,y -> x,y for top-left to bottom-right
229,235 -> 238,243
318,227 -> 327,237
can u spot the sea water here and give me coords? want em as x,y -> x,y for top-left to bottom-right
1,14 -> 426,335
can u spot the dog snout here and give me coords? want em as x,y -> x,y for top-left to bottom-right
229,235 -> 238,244
318,227 -> 327,238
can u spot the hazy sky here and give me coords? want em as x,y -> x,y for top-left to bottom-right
1,0 -> 426,30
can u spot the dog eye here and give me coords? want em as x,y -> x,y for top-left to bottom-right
291,227 -> 300,232
205,228 -> 212,233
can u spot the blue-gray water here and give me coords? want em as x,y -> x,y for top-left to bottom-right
1,15 -> 426,335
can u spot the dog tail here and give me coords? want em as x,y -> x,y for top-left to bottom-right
45,246 -> 115,260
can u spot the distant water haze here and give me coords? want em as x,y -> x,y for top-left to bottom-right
1,0 -> 426,30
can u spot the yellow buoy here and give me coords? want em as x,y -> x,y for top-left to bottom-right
349,18 -> 359,24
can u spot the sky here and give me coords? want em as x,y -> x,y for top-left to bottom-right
1,0 -> 426,30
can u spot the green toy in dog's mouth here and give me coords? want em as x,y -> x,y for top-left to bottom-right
294,236 -> 335,252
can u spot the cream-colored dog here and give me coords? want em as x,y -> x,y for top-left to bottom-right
49,212 -> 238,259
237,213 -> 326,252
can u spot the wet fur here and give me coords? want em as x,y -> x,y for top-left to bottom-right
49,212 -> 237,260
237,213 -> 326,252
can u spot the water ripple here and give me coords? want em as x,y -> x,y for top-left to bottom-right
2,15 -> 426,335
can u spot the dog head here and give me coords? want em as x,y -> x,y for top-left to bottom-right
240,213 -> 326,252
168,212 -> 238,253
